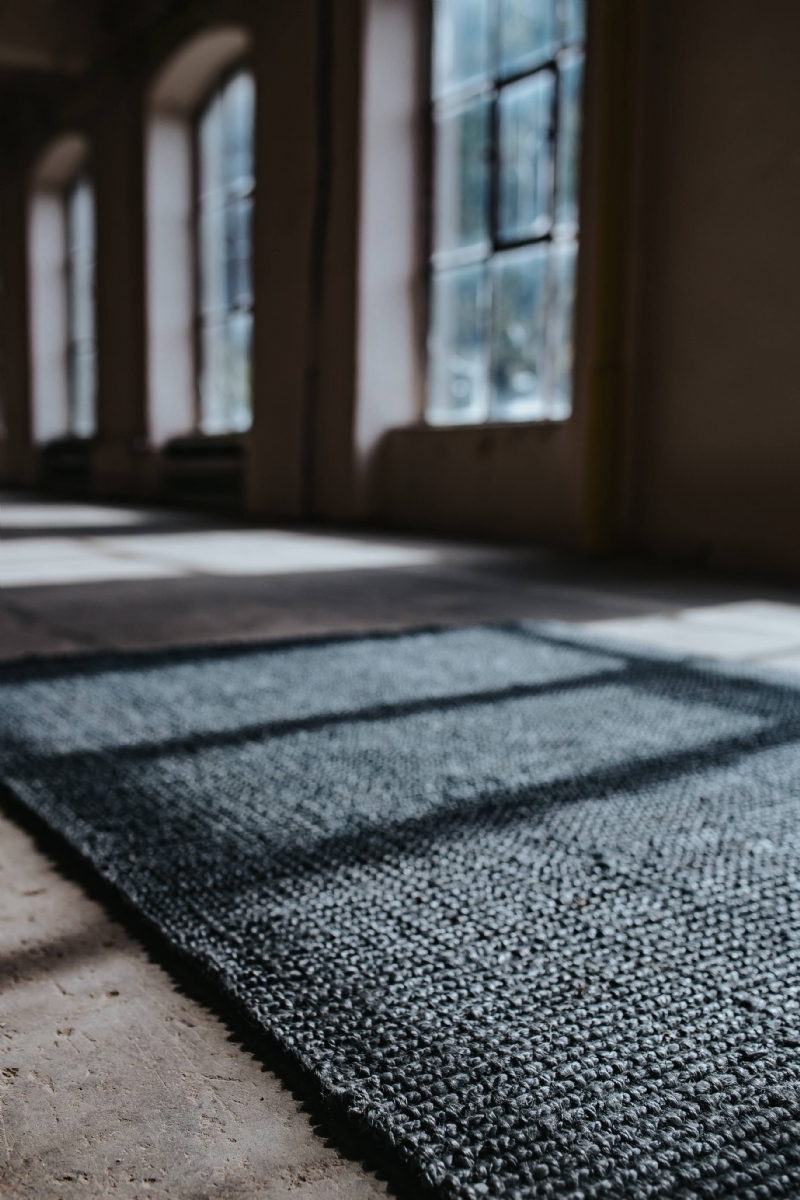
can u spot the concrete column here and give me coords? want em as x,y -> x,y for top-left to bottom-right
579,0 -> 641,553
0,172 -> 38,484
91,89 -> 148,496
246,0 -> 318,518
247,0 -> 380,524
310,0 -> 363,522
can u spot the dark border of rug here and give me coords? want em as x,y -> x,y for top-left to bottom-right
0,620 -> 476,683
3,621 -> 800,1199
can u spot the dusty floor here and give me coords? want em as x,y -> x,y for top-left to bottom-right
3,492 -> 800,1199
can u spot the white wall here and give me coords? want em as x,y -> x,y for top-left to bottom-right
355,0 -> 425,498
145,116 -> 195,445
28,190 -> 69,443
28,132 -> 90,445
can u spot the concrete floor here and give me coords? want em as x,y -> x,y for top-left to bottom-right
3,491 -> 800,1199
0,816 -> 389,1200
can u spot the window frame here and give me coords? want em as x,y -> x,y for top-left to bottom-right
426,0 -> 586,428
191,57 -> 256,437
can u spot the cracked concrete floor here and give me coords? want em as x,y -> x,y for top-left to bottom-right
3,492 -> 800,1198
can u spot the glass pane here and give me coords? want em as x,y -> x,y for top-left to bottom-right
67,177 -> 93,260
199,312 -> 252,435
490,244 -> 549,421
226,196 -> 253,311
432,0 -> 491,97
498,71 -> 555,243
199,202 -> 226,316
555,52 -> 583,232
427,264 -> 489,424
68,249 -> 93,343
199,320 -> 226,434
227,309 -> 253,433
223,70 -> 255,195
547,240 -> 578,419
499,0 -> 558,77
65,176 -> 96,438
199,91 -> 225,203
67,180 -> 94,343
197,69 -> 254,434
433,97 -> 491,258
70,347 -> 97,439
559,0 -> 586,45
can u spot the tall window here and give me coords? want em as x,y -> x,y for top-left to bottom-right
65,175 -> 97,438
196,68 -> 255,435
427,0 -> 585,425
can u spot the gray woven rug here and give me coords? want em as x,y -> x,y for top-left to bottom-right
1,623 -> 799,1199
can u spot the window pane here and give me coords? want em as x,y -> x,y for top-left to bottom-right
555,52 -> 583,232
428,264 -> 489,424
67,177 -> 93,261
65,176 -> 96,439
199,202 -> 226,316
498,71 -> 555,243
199,92 -> 225,202
222,70 -> 255,195
226,310 -> 253,432
432,0 -> 491,97
499,0 -> 558,78
427,0 -> 584,427
547,240 -> 578,419
199,320 -> 226,435
226,195 -> 253,311
67,233 -> 93,343
197,69 -> 254,434
199,312 -> 253,435
69,347 -> 97,439
433,97 -> 491,258
490,244 -> 549,421
559,0 -> 586,45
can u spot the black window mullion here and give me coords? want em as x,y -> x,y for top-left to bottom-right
489,89 -> 500,254
549,60 -> 560,240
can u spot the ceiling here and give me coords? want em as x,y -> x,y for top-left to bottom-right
0,0 -> 185,77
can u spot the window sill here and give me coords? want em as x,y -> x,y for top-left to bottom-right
417,415 -> 572,433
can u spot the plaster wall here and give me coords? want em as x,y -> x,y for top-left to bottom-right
0,175 -> 38,484
311,0 -> 363,522
246,0 -> 317,517
92,88 -> 148,494
375,422 -> 583,541
629,0 -> 800,574
355,0 -> 428,514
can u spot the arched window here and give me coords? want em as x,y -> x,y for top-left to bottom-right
28,134 -> 97,443
145,27 -> 254,446
196,68 -> 255,435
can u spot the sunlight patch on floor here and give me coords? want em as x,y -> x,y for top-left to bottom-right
0,501 -> 153,529
579,600 -> 800,673
0,529 -> 442,588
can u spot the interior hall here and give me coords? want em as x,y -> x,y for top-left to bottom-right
2,3 -> 800,1199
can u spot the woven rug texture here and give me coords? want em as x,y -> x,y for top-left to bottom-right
1,624 -> 799,1200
